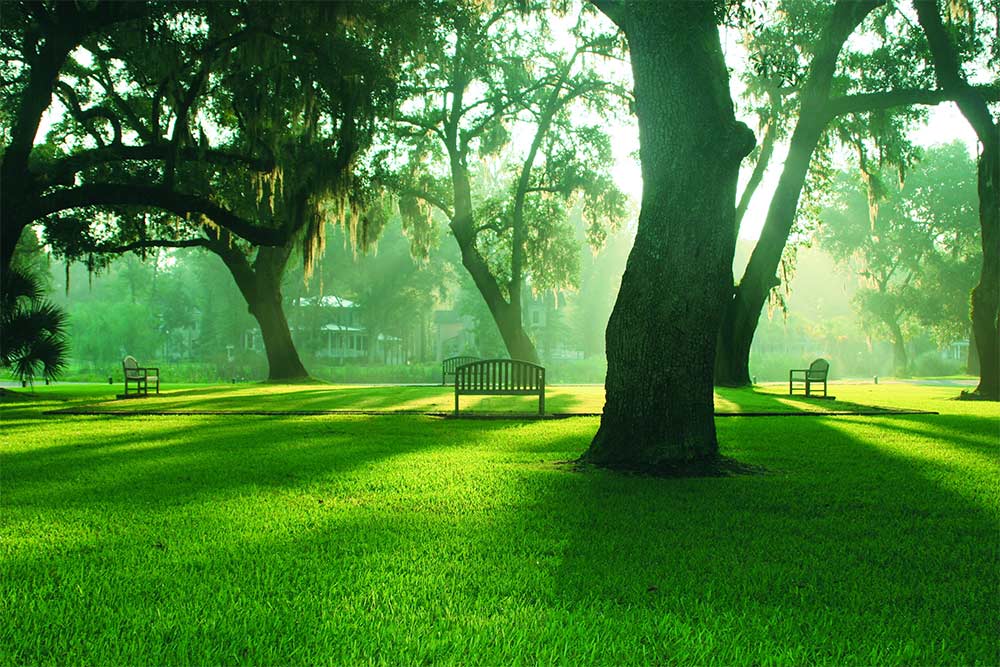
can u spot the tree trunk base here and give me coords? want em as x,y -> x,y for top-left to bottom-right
575,453 -> 765,478
958,388 -> 1000,402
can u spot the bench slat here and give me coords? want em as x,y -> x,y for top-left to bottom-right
454,359 -> 545,415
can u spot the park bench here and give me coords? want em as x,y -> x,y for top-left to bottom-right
442,355 -> 481,385
454,359 -> 545,415
789,358 -> 829,398
122,355 -> 160,397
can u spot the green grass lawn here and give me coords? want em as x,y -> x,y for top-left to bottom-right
4,380 -> 947,415
1,384 -> 997,665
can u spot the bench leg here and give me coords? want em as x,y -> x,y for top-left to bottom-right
454,386 -> 459,415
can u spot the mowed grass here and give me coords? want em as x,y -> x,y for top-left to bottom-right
6,380 -> 941,415
1,385 -> 997,665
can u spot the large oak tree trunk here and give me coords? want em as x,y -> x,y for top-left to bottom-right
582,2 -> 754,471
249,284 -> 309,381
966,328 -> 980,375
215,240 -> 309,381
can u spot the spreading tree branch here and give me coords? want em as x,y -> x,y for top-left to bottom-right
33,184 -> 285,247
826,84 -> 1000,118
39,144 -> 275,187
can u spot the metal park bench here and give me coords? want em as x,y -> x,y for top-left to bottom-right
442,355 -> 481,385
789,358 -> 830,397
122,355 -> 160,397
454,359 -> 545,415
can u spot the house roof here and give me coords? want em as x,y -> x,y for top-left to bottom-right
296,295 -> 357,308
320,324 -> 365,332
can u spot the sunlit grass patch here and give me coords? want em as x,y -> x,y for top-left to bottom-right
7,381 -> 955,417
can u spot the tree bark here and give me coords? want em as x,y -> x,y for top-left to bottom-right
914,0 -> 999,400
213,238 -> 309,381
582,1 -> 754,471
714,0 -> 883,387
716,119 -> 825,386
451,227 -> 540,362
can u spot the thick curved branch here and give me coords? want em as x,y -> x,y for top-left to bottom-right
399,188 -> 453,219
474,221 -> 509,236
55,80 -> 123,147
826,84 -> 1000,119
913,0 -> 997,141
39,144 -> 276,186
32,184 -> 285,246
99,237 -> 211,254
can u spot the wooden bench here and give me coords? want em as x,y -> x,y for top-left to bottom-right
789,358 -> 829,397
454,359 -> 545,415
123,355 -> 159,396
442,355 -> 481,385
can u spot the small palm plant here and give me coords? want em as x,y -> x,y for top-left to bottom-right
1,264 -> 69,387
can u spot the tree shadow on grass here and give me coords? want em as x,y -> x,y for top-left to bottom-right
3,412 -> 997,664
3,414 -> 521,510
526,412 -> 999,664
851,414 -> 1000,459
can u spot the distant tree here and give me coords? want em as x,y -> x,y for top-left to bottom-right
389,1 -> 628,364
570,210 -> 634,359
28,2 -> 413,380
820,143 -> 980,375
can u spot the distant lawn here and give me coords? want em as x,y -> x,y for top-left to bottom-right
4,380 -> 952,415
1,385 -> 997,664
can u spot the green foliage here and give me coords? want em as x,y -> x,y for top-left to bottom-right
388,0 -> 630,328
820,142 -> 980,370
33,1 -> 418,282
1,249 -> 69,386
911,349 -> 964,377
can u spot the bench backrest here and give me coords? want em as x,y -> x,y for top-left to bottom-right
123,355 -> 141,379
443,356 -> 481,374
808,358 -> 830,379
455,359 -> 544,394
